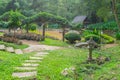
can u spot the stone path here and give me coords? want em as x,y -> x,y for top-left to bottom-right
12,40 -> 61,79
21,40 -> 60,53
12,52 -> 49,78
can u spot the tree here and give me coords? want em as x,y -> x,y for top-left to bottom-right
112,0 -> 120,30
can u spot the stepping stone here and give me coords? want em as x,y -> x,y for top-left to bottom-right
36,52 -> 49,55
25,60 -> 41,63
22,63 -> 39,67
15,67 -> 37,71
12,71 -> 37,78
15,49 -> 23,54
30,57 -> 43,60
0,45 -> 5,50
6,47 -> 14,53
34,54 -> 45,57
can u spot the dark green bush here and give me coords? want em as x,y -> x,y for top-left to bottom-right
85,34 -> 100,43
115,32 -> 120,40
29,23 -> 38,31
65,30 -> 81,43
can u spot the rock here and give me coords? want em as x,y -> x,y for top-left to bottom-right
75,42 -> 88,48
0,45 -> 5,50
12,71 -> 37,78
15,49 -> 23,54
61,68 -> 69,76
6,47 -> 14,53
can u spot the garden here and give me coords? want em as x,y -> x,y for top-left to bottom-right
0,0 -> 120,80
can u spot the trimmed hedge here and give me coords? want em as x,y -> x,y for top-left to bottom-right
65,30 -> 81,43
4,33 -> 42,41
0,36 -> 22,45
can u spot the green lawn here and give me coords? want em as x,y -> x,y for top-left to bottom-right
37,44 -> 120,80
0,41 -> 28,49
40,38 -> 69,47
0,51 -> 34,80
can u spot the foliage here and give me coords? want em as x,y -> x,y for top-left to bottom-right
29,23 -> 38,31
0,41 -> 28,49
25,12 -> 68,26
85,34 -> 100,43
40,38 -> 69,47
37,43 -> 120,79
115,32 -> 120,40
101,34 -> 115,44
87,21 -> 118,30
0,51 -> 34,80
65,30 -> 81,43
4,33 -> 42,41
71,23 -> 83,30
0,21 -> 9,28
1,37 -> 22,45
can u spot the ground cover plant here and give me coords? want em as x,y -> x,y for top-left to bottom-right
37,44 -> 120,80
0,51 -> 34,80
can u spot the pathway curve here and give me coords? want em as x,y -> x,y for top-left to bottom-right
22,40 -> 60,53
12,40 -> 61,79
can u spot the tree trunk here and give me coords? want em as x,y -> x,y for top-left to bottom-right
42,23 -> 46,41
112,0 -> 120,30
62,27 -> 65,42
26,24 -> 29,33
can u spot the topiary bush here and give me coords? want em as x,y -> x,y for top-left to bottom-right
65,30 -> 81,43
115,32 -> 120,40
29,23 -> 38,31
85,34 -> 100,43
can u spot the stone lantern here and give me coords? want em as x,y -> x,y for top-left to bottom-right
87,37 -> 97,61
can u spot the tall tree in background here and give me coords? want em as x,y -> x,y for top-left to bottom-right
112,0 -> 120,29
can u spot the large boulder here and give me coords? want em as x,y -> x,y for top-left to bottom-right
6,47 -> 14,53
75,42 -> 88,48
15,49 -> 23,54
0,45 -> 6,50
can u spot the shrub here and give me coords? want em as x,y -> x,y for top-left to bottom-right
4,33 -> 42,41
115,32 -> 120,40
101,34 -> 115,43
85,34 -> 100,43
1,37 -> 22,45
65,30 -> 81,43
29,23 -> 38,31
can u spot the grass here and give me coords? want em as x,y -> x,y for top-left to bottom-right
40,38 -> 69,47
37,48 -> 88,80
0,32 -> 4,36
0,41 -> 28,49
36,43 -> 120,80
0,51 -> 34,80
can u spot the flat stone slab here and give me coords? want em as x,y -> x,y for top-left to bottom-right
36,52 -> 49,55
15,49 -> 23,54
12,71 -> 37,78
0,45 -> 5,50
75,42 -> 88,48
22,63 -> 39,67
6,47 -> 14,53
15,67 -> 37,71
25,60 -> 41,63
30,57 -> 43,60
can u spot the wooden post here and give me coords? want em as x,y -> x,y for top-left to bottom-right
62,27 -> 65,42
